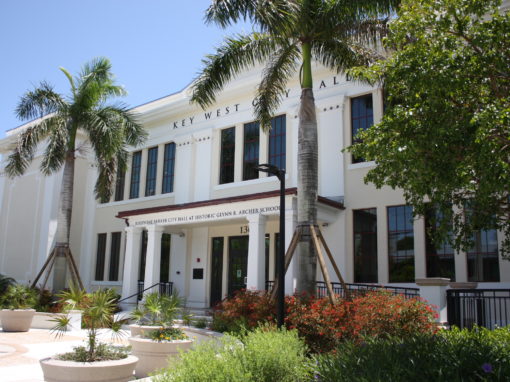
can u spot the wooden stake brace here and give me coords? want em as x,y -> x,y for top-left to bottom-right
31,246 -> 84,291
270,224 -> 346,304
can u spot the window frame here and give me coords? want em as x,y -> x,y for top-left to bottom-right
129,151 -> 142,199
145,146 -> 158,197
162,142 -> 176,194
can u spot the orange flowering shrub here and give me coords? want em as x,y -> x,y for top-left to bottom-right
350,291 -> 438,340
211,289 -> 276,333
212,289 -> 438,353
285,294 -> 353,353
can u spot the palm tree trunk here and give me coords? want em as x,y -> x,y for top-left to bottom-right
296,42 -> 318,295
53,150 -> 75,291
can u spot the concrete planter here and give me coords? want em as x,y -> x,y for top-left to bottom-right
40,355 -> 138,382
1,309 -> 36,332
128,324 -> 161,337
129,336 -> 193,378
31,310 -> 82,331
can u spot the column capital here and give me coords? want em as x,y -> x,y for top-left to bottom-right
247,213 -> 267,225
125,226 -> 143,234
146,224 -> 165,234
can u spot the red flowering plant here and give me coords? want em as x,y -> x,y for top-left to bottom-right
211,289 -> 276,334
350,291 -> 438,340
285,294 -> 353,353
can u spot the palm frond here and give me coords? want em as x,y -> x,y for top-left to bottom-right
50,315 -> 71,339
15,82 -> 65,121
255,41 -> 300,130
40,118 -> 68,175
312,38 -> 382,74
206,0 -> 298,34
191,32 -> 277,108
5,116 -> 59,177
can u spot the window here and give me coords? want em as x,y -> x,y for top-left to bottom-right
354,209 -> 378,283
162,143 -> 176,194
114,167 -> 125,202
467,228 -> 499,282
425,207 -> 455,280
219,127 -> 235,184
129,151 -> 142,199
108,232 -> 122,281
160,234 -> 171,282
268,115 -> 286,171
145,147 -> 158,196
139,230 -> 148,281
243,121 -> 260,180
388,205 -> 415,282
351,94 -> 373,163
94,233 -> 107,281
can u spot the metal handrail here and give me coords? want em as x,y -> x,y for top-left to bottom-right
118,281 -> 173,305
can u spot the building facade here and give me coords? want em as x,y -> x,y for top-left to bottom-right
1,64 -> 509,308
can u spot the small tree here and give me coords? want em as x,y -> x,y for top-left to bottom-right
348,0 -> 510,256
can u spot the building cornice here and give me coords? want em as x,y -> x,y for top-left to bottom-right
116,187 -> 344,218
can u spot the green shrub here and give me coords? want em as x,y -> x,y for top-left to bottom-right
193,317 -> 208,329
1,284 -> 37,309
154,326 -> 312,382
315,326 -> 510,381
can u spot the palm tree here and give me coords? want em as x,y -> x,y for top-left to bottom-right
5,57 -> 147,291
191,0 -> 398,295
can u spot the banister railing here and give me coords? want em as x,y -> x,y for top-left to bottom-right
118,281 -> 174,306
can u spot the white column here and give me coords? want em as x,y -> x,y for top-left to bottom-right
121,226 -> 143,306
246,214 -> 267,291
285,206 -> 297,294
144,225 -> 164,294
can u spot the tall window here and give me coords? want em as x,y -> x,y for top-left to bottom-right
108,232 -> 122,281
219,127 -> 235,184
425,207 -> 455,280
145,147 -> 158,197
94,233 -> 107,281
268,115 -> 286,171
351,94 -> 373,163
467,228 -> 499,282
354,209 -> 378,283
114,167 -> 125,202
243,121 -> 260,180
388,205 -> 415,282
129,151 -> 142,199
162,143 -> 176,194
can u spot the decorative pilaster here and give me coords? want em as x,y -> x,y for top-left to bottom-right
246,214 -> 267,290
284,207 -> 297,294
144,225 -> 165,294
120,226 -> 143,306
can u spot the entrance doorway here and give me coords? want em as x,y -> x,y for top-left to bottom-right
228,236 -> 249,296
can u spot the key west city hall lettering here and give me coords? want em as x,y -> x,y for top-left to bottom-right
171,74 -> 348,130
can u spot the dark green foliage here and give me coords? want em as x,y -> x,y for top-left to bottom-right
1,284 -> 37,309
348,0 -> 510,257
154,326 -> 312,382
315,326 -> 510,381
0,274 -> 15,296
193,317 -> 209,329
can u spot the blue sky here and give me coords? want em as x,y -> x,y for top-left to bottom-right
0,0 -> 250,136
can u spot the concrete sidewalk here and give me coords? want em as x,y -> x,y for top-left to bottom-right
0,328 -> 134,382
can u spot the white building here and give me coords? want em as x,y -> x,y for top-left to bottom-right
1,64 -> 509,309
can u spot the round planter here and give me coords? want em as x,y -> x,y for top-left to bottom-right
128,324 -> 162,337
129,336 -> 193,378
40,355 -> 138,382
1,309 -> 36,332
